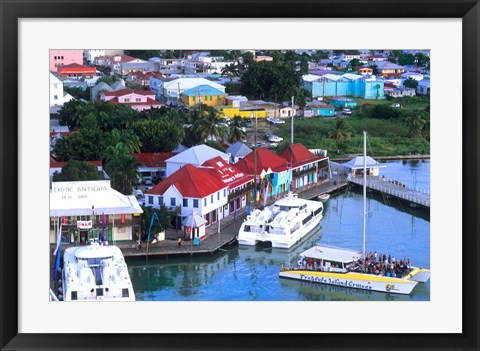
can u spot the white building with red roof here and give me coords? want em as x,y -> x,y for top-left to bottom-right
99,88 -> 162,111
201,156 -> 254,215
145,164 -> 229,232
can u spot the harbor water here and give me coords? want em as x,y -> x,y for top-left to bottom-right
128,159 -> 430,301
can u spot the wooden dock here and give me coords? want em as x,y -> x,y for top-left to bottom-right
348,176 -> 430,208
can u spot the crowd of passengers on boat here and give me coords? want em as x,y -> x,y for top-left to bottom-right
296,251 -> 414,278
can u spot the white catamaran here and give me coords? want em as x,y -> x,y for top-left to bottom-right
279,131 -> 430,295
237,192 -> 323,249
62,243 -> 135,301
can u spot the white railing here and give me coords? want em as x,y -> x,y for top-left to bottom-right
349,178 -> 430,207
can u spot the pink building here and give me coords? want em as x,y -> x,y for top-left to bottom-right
50,50 -> 84,72
100,88 -> 162,111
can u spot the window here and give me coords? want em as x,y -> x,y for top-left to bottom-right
159,197 -> 163,205
136,98 -> 141,102
204,198 -> 207,206
223,189 -> 226,197
217,192 -> 220,200
170,198 -> 176,207
192,96 -> 196,101
148,196 -> 153,205
183,199 -> 188,207
211,195 -> 214,203
193,199 -> 199,208
54,95 -> 58,100
124,98 -> 130,103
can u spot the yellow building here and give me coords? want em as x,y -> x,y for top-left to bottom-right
180,84 -> 226,107
218,106 -> 266,118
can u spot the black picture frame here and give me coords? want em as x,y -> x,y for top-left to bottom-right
1,1 -> 478,350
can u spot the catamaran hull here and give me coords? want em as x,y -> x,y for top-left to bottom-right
406,268 -> 430,283
237,214 -> 322,249
279,269 -> 418,295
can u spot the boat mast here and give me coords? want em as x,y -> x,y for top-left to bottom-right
362,131 -> 367,260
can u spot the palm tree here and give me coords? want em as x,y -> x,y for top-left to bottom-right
194,107 -> 227,142
228,116 -> 247,144
109,129 -> 142,154
328,119 -> 353,141
104,143 -> 140,194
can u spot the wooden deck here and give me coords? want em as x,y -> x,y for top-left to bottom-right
349,176 -> 430,208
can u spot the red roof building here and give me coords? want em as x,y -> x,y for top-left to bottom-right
145,164 -> 229,227
201,156 -> 253,190
279,144 -> 326,169
131,152 -> 178,179
234,147 -> 289,176
58,63 -> 97,78
279,144 -> 329,191
148,164 -> 226,199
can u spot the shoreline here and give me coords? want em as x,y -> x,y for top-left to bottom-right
330,155 -> 430,162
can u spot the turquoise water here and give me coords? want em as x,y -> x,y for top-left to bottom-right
128,160 -> 430,301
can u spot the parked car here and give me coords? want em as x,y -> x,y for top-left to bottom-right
132,189 -> 144,199
142,176 -> 153,185
268,135 -> 283,143
342,108 -> 352,115
391,103 -> 401,108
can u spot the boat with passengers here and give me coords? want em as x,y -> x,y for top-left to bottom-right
279,131 -> 430,295
62,243 -> 135,301
237,192 -> 323,249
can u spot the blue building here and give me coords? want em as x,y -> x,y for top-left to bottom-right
329,97 -> 357,109
303,73 -> 385,100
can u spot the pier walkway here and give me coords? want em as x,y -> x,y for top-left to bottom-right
349,176 -> 430,208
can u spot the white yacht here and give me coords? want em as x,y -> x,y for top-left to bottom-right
62,244 -> 135,301
237,192 -> 323,249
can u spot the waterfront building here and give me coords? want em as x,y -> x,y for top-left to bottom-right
279,144 -> 329,191
330,156 -> 386,178
201,156 -> 254,216
49,180 -> 143,245
234,147 -> 290,200
145,164 -> 229,232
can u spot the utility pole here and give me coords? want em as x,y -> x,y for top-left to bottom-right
291,96 -> 295,144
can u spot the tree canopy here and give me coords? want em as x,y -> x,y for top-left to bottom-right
52,160 -> 105,182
